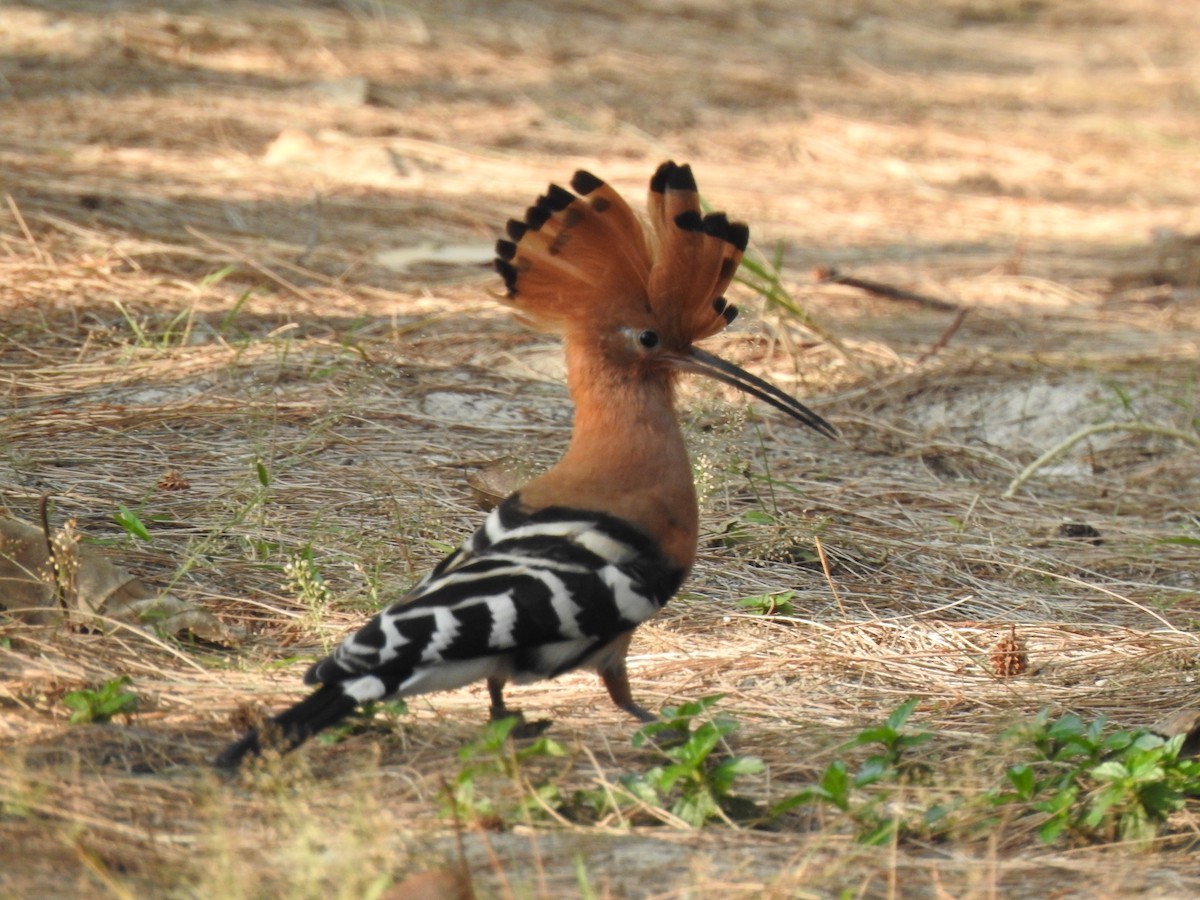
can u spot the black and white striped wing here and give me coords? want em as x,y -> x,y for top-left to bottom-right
302,496 -> 686,705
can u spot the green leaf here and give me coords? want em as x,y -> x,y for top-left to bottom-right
742,510 -> 776,526
517,736 -> 567,760
1119,807 -> 1156,844
720,755 -> 765,777
1090,760 -> 1130,782
1100,731 -> 1137,753
62,677 -> 137,724
667,694 -> 726,720
857,818 -> 899,846
619,775 -> 660,806
114,505 -> 151,542
737,591 -> 797,616
885,698 -> 920,731
200,263 -> 239,288
854,757 -> 890,788
711,756 -> 764,795
255,459 -> 271,487
770,788 -> 816,816
1006,763 -> 1037,800
1130,731 -> 1167,752
852,726 -> 896,747
1037,816 -> 1069,843
673,789 -> 717,828
1034,784 -> 1077,817
1046,713 -> 1087,740
819,761 -> 851,809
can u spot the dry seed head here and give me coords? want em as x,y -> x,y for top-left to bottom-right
157,468 -> 191,491
990,624 -> 1028,678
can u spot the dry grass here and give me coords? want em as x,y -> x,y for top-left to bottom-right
4,0 -> 1200,896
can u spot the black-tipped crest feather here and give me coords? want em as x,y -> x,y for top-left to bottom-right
498,161 -> 752,344
571,170 -> 605,195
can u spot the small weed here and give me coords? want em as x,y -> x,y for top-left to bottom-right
426,538 -> 458,556
734,240 -> 851,360
776,704 -> 1200,848
114,504 -> 152,543
737,590 -> 797,617
218,286 -> 256,336
615,695 -> 764,827
446,716 -> 568,825
715,507 -> 822,565
574,854 -> 599,900
199,263 -> 239,290
1158,518 -> 1200,548
775,698 -> 932,844
1159,535 -> 1200,547
993,710 -> 1200,845
111,297 -> 197,349
737,242 -> 816,327
111,298 -> 150,347
62,676 -> 138,725
1103,380 -> 1137,416
283,546 -> 330,612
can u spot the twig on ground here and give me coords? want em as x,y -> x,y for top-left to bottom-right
916,307 -> 970,364
815,267 -> 960,313
814,535 -> 845,617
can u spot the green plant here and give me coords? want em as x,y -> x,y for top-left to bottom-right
111,297 -> 197,349
774,698 -> 932,844
114,504 -> 152,542
1158,517 -> 1200,547
737,242 -> 822,332
993,710 -> 1200,845
775,705 -> 1200,849
617,695 -> 764,827
446,716 -> 568,825
734,241 -> 852,362
574,854 -> 599,900
283,546 -> 330,611
714,504 -> 825,566
62,676 -> 138,725
737,590 -> 797,616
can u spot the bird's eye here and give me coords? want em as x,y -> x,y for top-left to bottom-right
638,330 -> 660,349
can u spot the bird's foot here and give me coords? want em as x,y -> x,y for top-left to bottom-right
633,721 -> 688,749
490,707 -> 553,740
620,704 -> 688,748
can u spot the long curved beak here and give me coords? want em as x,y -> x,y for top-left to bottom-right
672,346 -> 838,439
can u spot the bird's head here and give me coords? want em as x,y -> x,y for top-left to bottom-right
494,161 -> 836,438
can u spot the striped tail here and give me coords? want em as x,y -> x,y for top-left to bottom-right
214,684 -> 359,769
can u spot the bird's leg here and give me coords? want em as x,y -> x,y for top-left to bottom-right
601,658 -> 688,747
487,676 -> 551,738
486,676 -> 510,721
599,662 -> 657,723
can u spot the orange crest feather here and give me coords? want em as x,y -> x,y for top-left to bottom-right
495,162 -> 748,346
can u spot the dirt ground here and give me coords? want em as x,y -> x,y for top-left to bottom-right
2,1 -> 1200,897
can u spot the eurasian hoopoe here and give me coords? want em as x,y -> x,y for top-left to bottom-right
215,161 -> 835,768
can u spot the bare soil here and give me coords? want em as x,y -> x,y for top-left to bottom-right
2,1 -> 1200,897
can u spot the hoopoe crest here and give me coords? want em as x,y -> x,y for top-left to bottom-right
215,161 -> 834,769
